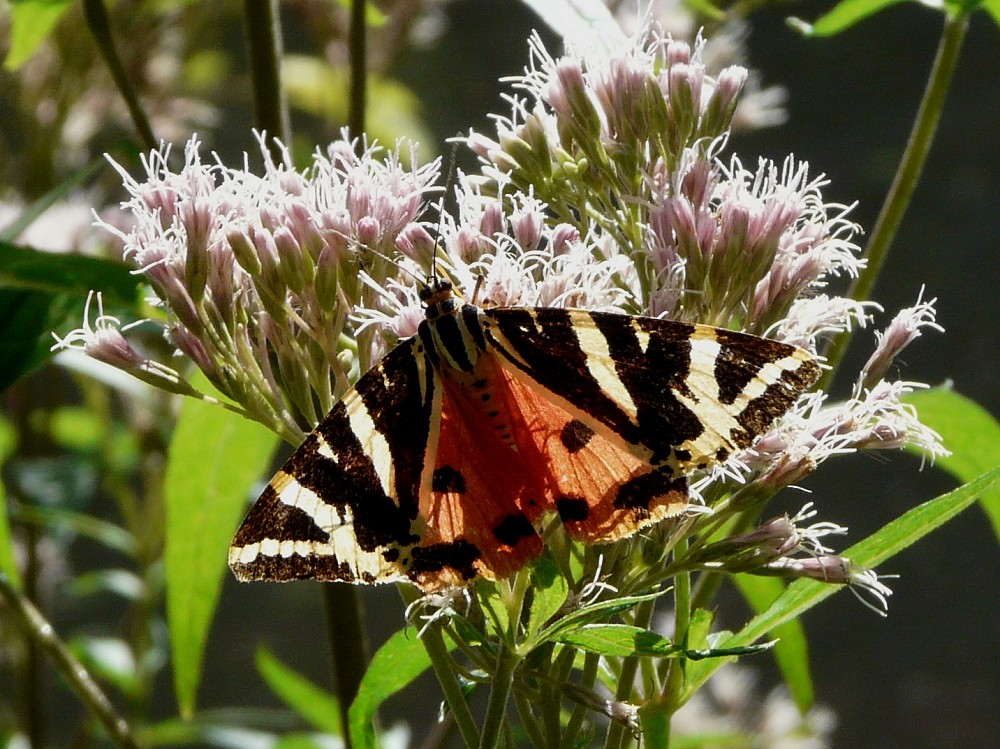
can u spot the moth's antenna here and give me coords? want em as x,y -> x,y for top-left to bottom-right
429,137 -> 462,286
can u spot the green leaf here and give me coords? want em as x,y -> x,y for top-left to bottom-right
255,646 -> 341,735
536,589 -> 667,646
16,503 -> 136,556
557,624 -> 681,657
905,388 -> 1000,540
348,627 -> 450,749
733,574 -> 814,712
5,0 -> 73,70
525,556 -> 569,640
0,289 -> 73,392
331,0 -> 387,26
792,0 -> 910,37
0,478 -> 20,590
0,240 -> 141,305
165,399 -> 278,717
682,464 -> 1000,701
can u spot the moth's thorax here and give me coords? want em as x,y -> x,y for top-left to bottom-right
418,300 -> 489,374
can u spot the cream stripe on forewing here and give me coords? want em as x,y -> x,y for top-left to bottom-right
344,377 -> 393,497
267,469 -> 346,530
672,330 -> 745,463
575,323 -> 639,422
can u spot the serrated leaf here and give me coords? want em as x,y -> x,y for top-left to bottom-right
348,627 -> 451,749
733,575 -> 814,712
557,624 -> 681,657
5,0 -> 73,70
526,556 -> 569,640
905,388 -> 1000,541
796,0 -> 911,37
682,464 -> 1000,701
255,646 -> 341,735
165,399 -> 278,717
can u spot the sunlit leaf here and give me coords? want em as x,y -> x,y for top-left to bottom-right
682,464 -> 1000,701
348,627 -> 450,749
0,479 -> 19,590
518,0 -> 628,51
733,574 -> 814,712
256,646 -> 340,735
5,0 -> 73,70
283,56 -> 435,158
165,399 -> 278,717
791,0 -> 911,37
905,388 -> 1000,540
526,556 -> 569,640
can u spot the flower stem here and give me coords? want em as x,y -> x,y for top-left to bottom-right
397,585 -> 481,749
81,0 -> 156,150
0,574 -> 139,749
819,8 -> 969,389
604,596 -> 656,749
348,0 -> 368,141
322,585 -> 368,749
479,643 -> 521,749
242,0 -> 290,155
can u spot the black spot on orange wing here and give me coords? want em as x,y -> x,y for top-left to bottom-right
560,419 -> 595,453
614,470 -> 687,510
555,496 -> 590,523
409,540 -> 481,581
432,465 -> 467,493
492,512 -> 536,546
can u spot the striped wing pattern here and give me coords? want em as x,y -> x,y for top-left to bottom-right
229,295 -> 820,591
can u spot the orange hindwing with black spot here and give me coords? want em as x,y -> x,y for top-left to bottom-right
229,282 -> 820,591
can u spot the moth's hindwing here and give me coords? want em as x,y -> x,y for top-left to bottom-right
481,308 -> 821,474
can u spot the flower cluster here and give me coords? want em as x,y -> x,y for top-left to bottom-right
58,135 -> 439,444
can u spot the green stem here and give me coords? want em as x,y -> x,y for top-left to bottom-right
819,9 -> 969,390
322,585 -> 368,749
0,574 -> 139,749
81,0 -> 156,150
603,597 -> 656,749
479,643 -> 521,749
398,586 -> 481,749
348,0 -> 368,141
243,0 -> 290,155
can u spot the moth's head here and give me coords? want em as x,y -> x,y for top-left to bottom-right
419,278 -> 455,306
419,277 -> 462,323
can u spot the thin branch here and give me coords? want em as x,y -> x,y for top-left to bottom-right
0,574 -> 139,749
348,0 -> 368,143
819,9 -> 970,390
243,0 -> 290,156
81,0 -> 157,150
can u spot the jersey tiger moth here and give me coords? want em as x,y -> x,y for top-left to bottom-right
229,279 -> 820,591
